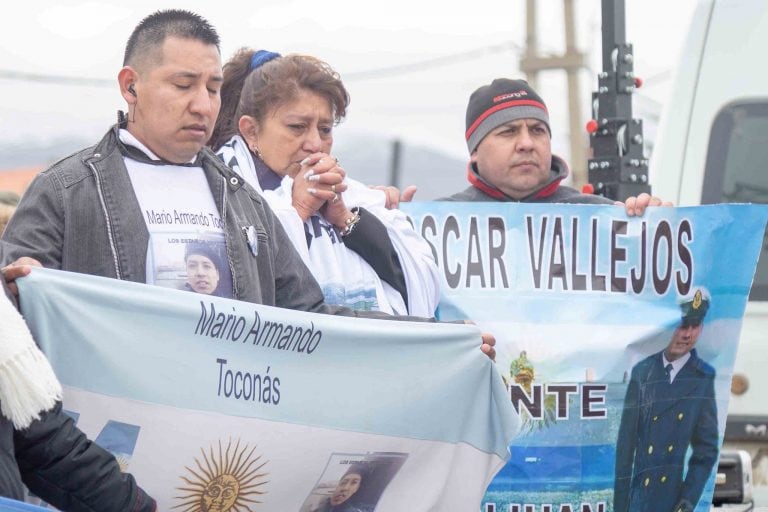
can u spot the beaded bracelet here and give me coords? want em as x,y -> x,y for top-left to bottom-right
340,208 -> 361,237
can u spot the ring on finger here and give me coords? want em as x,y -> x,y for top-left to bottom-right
331,184 -> 337,193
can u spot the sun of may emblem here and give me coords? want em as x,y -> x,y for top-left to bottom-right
174,438 -> 269,512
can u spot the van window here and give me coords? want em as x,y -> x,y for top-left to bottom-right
702,101 -> 768,300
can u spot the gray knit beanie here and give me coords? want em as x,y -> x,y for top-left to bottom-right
465,78 -> 550,152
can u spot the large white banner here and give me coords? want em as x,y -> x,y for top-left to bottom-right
18,269 -> 518,511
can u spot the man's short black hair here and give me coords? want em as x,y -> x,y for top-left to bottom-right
123,9 -> 220,67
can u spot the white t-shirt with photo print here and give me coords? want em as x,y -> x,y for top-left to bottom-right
121,130 -> 233,298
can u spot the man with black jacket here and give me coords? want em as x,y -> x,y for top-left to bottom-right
0,274 -> 155,511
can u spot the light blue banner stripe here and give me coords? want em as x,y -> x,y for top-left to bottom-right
19,268 -> 517,459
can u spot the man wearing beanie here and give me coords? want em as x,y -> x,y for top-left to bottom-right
444,78 -> 667,214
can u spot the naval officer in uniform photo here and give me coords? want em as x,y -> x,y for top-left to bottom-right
614,288 -> 719,512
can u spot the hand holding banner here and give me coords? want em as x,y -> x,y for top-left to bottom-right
18,268 -> 518,511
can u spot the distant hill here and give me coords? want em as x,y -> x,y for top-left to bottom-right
0,137 -> 89,170
0,167 -> 42,195
0,133 -> 469,200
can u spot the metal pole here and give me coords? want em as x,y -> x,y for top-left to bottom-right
586,0 -> 650,200
388,139 -> 402,188
525,0 -> 539,90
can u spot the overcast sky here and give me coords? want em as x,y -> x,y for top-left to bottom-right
0,0 -> 700,162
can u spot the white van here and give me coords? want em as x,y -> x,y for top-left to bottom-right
651,0 -> 768,505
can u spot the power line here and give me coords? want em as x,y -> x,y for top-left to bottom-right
0,41 -> 524,87
342,40 -> 523,81
0,69 -> 112,87
1,41 -> 657,91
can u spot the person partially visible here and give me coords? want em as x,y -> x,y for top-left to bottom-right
0,273 -> 156,511
181,242 -> 223,296
0,205 -> 14,236
0,192 -> 19,236
209,49 -> 440,316
614,288 -> 719,512
312,465 -> 372,512
0,191 -> 19,208
442,78 -> 670,214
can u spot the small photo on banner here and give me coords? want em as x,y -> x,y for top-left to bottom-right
299,452 -> 408,512
146,232 -> 233,298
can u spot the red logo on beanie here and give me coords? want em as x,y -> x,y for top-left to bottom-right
493,90 -> 529,103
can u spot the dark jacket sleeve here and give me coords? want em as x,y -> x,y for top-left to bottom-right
341,207 -> 408,310
14,402 -> 156,512
679,373 -> 719,506
613,366 -> 641,512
